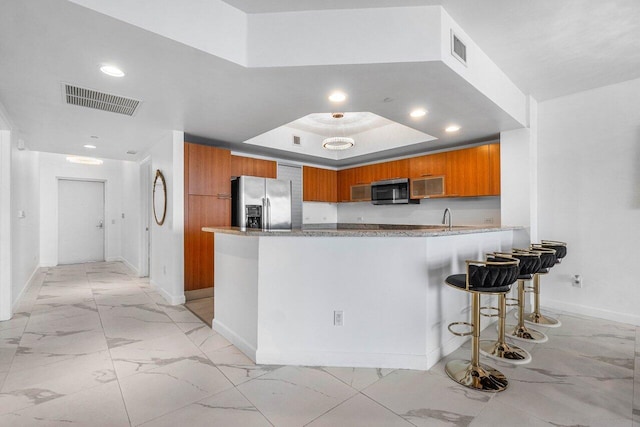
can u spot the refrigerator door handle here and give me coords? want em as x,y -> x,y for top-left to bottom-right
261,197 -> 267,230
266,197 -> 272,230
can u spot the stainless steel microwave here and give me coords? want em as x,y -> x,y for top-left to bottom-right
370,178 -> 418,205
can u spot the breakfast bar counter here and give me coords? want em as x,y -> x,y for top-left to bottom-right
203,225 -> 527,370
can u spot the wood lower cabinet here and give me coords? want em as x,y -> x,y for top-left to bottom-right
231,155 -> 277,179
184,142 -> 231,292
184,195 -> 229,292
303,166 -> 337,202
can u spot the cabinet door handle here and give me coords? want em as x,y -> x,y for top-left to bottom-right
217,193 -> 232,199
421,174 -> 432,177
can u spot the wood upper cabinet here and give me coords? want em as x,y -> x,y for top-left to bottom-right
476,144 -> 491,196
320,142 -> 500,202
409,152 -> 447,178
488,143 -> 500,196
303,166 -> 337,203
446,147 -> 480,197
446,144 -> 500,197
184,142 -> 231,292
231,155 -> 277,179
185,142 -> 231,196
337,169 -> 354,202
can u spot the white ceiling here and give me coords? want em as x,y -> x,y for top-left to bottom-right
1,0 -> 639,167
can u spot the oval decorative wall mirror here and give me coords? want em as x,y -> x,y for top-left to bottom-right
153,169 -> 167,226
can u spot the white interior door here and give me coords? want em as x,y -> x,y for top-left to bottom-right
58,179 -> 105,264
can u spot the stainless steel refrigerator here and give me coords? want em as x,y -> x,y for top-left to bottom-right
231,176 -> 292,231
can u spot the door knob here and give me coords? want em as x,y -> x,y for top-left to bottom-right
97,220 -> 103,229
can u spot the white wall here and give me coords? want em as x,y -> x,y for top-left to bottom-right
439,8 -> 527,126
0,130 -> 11,320
68,0 -> 248,65
536,77 -> 640,325
303,202 -> 338,224
248,6 -> 440,67
338,197 -> 500,226
121,161 -> 141,273
38,152 -> 138,268
11,144 -> 40,307
147,131 -> 184,304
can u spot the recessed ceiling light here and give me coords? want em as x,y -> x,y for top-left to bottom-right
83,144 -> 96,149
410,109 -> 427,118
445,125 -> 461,132
100,65 -> 125,77
328,91 -> 346,102
66,156 -> 103,165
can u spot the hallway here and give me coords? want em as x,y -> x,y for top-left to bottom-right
0,262 -> 637,426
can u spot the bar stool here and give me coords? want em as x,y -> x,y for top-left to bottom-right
445,256 -> 520,392
479,253 -> 533,364
520,245 -> 560,327
504,249 -> 549,344
539,240 -> 567,264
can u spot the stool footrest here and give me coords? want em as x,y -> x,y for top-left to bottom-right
505,297 -> 519,307
480,306 -> 500,318
448,321 -> 474,337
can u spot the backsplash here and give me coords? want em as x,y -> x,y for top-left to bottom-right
303,197 -> 500,226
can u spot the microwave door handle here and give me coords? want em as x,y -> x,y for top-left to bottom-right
261,197 -> 266,230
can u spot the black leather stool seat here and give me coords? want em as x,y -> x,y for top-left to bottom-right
446,274 -> 512,293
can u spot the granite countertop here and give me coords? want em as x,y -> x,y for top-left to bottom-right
202,223 -> 522,237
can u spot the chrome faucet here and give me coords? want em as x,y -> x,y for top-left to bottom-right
442,208 -> 452,231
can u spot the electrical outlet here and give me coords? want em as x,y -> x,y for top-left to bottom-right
334,310 -> 344,326
484,217 -> 494,224
572,274 -> 582,288
357,217 -> 364,222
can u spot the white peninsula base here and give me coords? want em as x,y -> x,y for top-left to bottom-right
210,227 -> 525,370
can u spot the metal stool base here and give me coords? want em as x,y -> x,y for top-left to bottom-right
505,323 -> 548,343
515,311 -> 562,328
445,359 -> 508,392
479,340 -> 532,365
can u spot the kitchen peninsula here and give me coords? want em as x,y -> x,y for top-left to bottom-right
203,225 -> 526,370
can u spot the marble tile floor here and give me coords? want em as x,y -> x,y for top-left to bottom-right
0,261 -> 638,426
184,297 -> 214,327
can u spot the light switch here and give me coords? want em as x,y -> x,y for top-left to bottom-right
111,219 -> 116,224
17,210 -> 26,219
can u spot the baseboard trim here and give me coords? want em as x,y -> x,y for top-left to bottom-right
11,265 -> 44,311
544,299 -> 640,326
149,279 -> 186,305
106,256 -> 139,276
255,349 -> 429,371
212,319 -> 257,361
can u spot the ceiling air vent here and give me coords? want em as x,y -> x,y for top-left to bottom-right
292,135 -> 301,146
63,83 -> 141,116
450,30 -> 467,66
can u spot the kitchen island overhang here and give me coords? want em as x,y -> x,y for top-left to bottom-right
204,226 -> 526,370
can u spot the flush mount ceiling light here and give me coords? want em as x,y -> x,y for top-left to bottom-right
83,144 -> 96,149
100,65 -> 125,77
322,136 -> 355,150
445,125 -> 461,132
322,112 -> 355,151
328,91 -> 346,102
410,109 -> 427,118
66,155 -> 103,165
